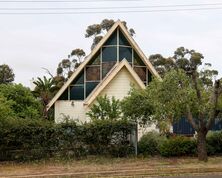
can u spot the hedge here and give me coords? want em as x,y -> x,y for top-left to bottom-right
0,118 -> 135,161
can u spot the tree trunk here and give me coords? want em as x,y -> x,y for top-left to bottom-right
197,131 -> 208,162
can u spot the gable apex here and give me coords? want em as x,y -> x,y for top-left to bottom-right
47,20 -> 160,110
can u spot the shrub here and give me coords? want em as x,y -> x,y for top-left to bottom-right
159,136 -> 197,157
207,131 -> 222,155
138,131 -> 166,155
0,118 -> 135,161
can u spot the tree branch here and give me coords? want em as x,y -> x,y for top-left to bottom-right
186,105 -> 199,131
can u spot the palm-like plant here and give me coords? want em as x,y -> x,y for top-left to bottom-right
33,76 -> 57,119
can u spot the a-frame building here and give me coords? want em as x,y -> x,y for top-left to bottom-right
47,20 -> 160,123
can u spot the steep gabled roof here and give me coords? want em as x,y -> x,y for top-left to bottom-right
84,59 -> 146,106
47,20 -> 159,110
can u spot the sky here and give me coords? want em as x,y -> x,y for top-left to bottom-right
0,0 -> 222,87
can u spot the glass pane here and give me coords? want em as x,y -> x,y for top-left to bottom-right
102,47 -> 117,62
148,70 -> 153,83
119,30 -> 130,46
119,47 -> 132,63
102,61 -> 116,78
86,66 -> 100,81
88,51 -> 100,65
71,70 -> 84,85
70,85 -> 84,100
104,29 -> 117,46
86,82 -> 99,97
134,51 -> 146,66
134,67 -> 147,81
59,89 -> 68,100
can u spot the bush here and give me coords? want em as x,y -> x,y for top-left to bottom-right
0,119 -> 135,161
207,131 -> 222,155
138,131 -> 166,155
159,136 -> 196,157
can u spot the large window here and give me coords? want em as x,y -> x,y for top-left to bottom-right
119,47 -> 132,63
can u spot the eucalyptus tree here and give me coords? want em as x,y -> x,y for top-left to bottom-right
0,64 -> 15,84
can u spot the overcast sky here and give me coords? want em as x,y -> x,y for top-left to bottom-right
0,0 -> 222,87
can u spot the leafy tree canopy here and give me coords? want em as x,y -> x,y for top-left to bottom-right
0,64 -> 15,84
0,84 -> 42,119
85,19 -> 136,49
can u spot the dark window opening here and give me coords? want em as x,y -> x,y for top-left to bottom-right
86,82 -> 99,97
71,70 -> 84,85
88,51 -> 101,65
119,47 -> 132,63
102,61 -> 116,78
102,47 -> 117,62
104,29 -> 117,46
134,67 -> 147,81
119,29 -> 131,46
70,85 -> 84,100
86,66 -> 100,81
59,89 -> 68,100
148,70 -> 152,83
134,51 -> 146,66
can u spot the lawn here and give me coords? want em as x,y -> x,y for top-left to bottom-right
1,156 -> 222,177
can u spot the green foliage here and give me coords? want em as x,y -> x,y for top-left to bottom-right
0,119 -> 135,161
159,136 -> 197,157
0,94 -> 15,120
206,131 -> 222,155
0,84 -> 42,119
87,95 -> 122,121
0,64 -> 15,84
138,131 -> 166,155
85,19 -> 135,49
121,88 -> 154,125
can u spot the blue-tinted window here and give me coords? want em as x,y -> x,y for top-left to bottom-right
86,82 -> 99,97
148,70 -> 152,83
119,30 -> 130,46
88,51 -> 101,65
59,89 -> 68,100
134,51 -> 146,66
119,47 -> 132,62
71,70 -> 84,85
102,47 -> 117,62
70,85 -> 84,100
104,29 -> 117,46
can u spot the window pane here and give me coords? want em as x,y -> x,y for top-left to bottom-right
102,61 -> 116,78
119,47 -> 132,62
104,29 -> 117,46
102,47 -> 117,62
86,82 -> 99,97
86,66 -> 100,81
59,89 -> 68,100
134,51 -> 146,66
88,51 -> 100,65
119,30 -> 130,46
134,67 -> 147,81
148,70 -> 153,83
70,85 -> 84,100
71,70 -> 84,85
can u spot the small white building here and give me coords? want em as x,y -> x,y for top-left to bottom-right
47,20 -> 160,135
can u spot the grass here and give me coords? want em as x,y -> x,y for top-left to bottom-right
0,156 -> 222,177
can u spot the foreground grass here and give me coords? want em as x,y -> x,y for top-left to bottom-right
1,156 -> 222,177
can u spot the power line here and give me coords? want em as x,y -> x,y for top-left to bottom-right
0,0 -> 139,2
0,7 -> 222,14
1,3 -> 222,10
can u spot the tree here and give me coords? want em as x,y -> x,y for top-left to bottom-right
0,64 -> 15,84
85,19 -> 136,50
55,48 -> 86,88
33,76 -> 57,119
86,95 -> 122,122
0,84 -> 42,119
0,94 -> 15,120
124,47 -> 222,161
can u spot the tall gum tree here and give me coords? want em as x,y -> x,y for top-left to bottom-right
122,47 -> 222,161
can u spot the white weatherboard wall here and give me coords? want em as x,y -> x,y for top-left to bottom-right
55,101 -> 87,123
99,67 -> 140,100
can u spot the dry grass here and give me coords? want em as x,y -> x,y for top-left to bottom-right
0,156 -> 222,177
